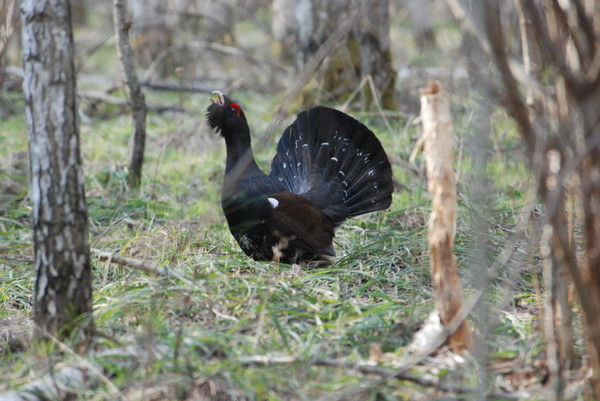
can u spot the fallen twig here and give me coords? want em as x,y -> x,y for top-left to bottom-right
317,195 -> 539,401
238,354 -> 519,400
91,248 -> 190,284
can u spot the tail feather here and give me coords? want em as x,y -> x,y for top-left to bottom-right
269,107 -> 393,224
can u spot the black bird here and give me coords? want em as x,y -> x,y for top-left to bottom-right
206,91 -> 393,265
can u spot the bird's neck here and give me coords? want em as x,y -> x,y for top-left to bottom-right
223,129 -> 263,180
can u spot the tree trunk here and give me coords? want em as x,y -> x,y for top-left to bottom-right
21,0 -> 93,341
0,0 -> 19,97
272,0 -> 313,68
513,2 -> 573,396
272,0 -> 397,109
127,0 -> 173,73
312,0 -> 358,106
458,0 -> 600,396
322,0 -> 398,110
200,0 -> 237,45
578,88 -> 600,398
421,81 -> 470,354
115,0 -> 147,189
356,0 -> 397,110
403,0 -> 436,50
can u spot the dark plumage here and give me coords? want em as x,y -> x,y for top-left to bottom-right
206,91 -> 393,264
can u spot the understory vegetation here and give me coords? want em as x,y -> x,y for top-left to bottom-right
0,4 -> 586,400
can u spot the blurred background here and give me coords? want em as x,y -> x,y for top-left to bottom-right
1,0 -> 465,118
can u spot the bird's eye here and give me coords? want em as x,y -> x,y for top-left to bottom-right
230,103 -> 241,116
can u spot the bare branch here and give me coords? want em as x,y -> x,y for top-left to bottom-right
79,90 -> 185,113
570,0 -> 596,60
514,0 -> 543,109
91,248 -> 190,284
520,0 -> 586,93
443,0 -> 491,55
140,80 -> 214,93
238,354 -> 519,400
483,1 -> 534,149
550,0 -> 590,63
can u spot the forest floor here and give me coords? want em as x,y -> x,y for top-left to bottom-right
0,4 -> 592,401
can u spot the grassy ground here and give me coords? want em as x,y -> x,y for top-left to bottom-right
0,5 -> 581,401
0,88 -> 552,400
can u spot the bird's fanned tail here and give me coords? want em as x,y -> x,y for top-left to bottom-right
269,106 -> 393,225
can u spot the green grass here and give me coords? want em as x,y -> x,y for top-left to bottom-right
0,91 -> 549,399
0,14 -> 570,400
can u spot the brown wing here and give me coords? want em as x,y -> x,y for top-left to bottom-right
267,191 -> 335,256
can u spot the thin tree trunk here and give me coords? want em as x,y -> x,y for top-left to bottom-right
356,0 -> 397,110
272,0 -> 313,68
128,0 -> 175,72
578,88 -> 600,398
21,0 -> 93,341
476,0 -> 600,396
514,0 -> 542,109
403,0 -> 436,50
114,0 -> 147,189
541,217 -> 566,401
514,1 -> 573,396
0,0 -> 18,93
421,81 -> 470,354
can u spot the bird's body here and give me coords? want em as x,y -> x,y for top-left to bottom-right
206,91 -> 393,264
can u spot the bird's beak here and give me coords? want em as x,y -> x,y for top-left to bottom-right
211,90 -> 225,106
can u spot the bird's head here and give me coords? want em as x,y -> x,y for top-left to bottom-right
206,91 -> 248,136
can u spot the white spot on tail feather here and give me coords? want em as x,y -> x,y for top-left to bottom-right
268,197 -> 279,208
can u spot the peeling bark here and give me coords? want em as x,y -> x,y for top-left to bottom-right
420,81 -> 470,353
20,0 -> 93,340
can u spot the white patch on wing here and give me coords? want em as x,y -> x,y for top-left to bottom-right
268,197 -> 279,208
